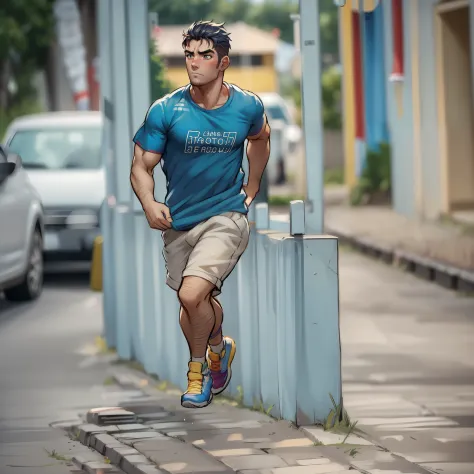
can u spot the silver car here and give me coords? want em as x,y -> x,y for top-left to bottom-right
3,112 -> 105,268
0,145 -> 44,301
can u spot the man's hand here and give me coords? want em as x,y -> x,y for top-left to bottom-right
243,183 -> 259,208
143,200 -> 173,230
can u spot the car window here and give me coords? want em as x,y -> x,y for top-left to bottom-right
264,104 -> 289,124
0,146 -> 6,163
8,127 -> 102,170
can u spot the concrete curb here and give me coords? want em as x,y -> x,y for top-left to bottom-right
326,226 -> 474,293
70,425 -> 165,474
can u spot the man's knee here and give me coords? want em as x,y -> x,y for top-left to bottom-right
178,277 -> 212,311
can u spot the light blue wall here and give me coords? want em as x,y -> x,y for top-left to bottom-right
363,4 -> 389,151
418,0 -> 442,219
383,0 -> 415,217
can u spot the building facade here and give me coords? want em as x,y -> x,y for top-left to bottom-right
154,22 -> 280,93
341,0 -> 474,221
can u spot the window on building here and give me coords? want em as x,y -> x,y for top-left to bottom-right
230,55 -> 264,66
164,54 -> 264,67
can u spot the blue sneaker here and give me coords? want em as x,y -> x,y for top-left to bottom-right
181,361 -> 213,408
206,336 -> 236,395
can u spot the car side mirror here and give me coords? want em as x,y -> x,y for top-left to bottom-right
0,162 -> 16,185
7,153 -> 22,168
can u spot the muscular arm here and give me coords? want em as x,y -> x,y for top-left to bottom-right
246,117 -> 271,189
130,144 -> 162,209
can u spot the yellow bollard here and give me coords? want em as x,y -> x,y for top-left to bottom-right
90,235 -> 103,292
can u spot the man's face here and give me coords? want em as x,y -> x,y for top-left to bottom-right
184,39 -> 227,86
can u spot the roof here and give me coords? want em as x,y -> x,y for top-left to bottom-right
154,22 -> 281,56
8,111 -> 102,130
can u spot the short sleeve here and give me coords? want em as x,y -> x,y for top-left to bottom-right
247,94 -> 265,137
133,100 -> 168,153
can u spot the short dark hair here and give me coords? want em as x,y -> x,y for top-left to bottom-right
182,20 -> 231,62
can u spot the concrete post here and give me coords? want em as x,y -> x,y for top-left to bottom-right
298,0 -> 324,233
97,0 -> 116,349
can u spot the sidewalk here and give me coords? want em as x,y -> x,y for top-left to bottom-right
270,193 -> 474,292
45,247 -> 474,473
58,362 -> 433,474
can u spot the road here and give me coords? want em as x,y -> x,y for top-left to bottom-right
0,252 -> 473,473
0,273 -> 112,474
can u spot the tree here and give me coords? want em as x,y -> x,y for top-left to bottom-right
319,0 -> 339,61
245,0 -> 298,44
149,41 -> 174,101
0,0 -> 56,111
148,0 -> 225,26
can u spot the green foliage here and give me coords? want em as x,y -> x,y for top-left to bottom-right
319,0 -> 340,60
0,0 -> 55,136
149,42 -> 174,100
285,66 -> 342,130
0,100 -> 42,141
321,66 -> 342,130
148,0 -> 338,54
0,0 -> 55,65
244,0 -> 298,44
324,168 -> 344,185
350,142 -> 392,206
323,393 -> 359,442
148,0 -> 219,27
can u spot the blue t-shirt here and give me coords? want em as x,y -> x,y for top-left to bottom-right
133,83 -> 265,231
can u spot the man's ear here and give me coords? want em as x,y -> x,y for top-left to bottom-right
219,56 -> 230,71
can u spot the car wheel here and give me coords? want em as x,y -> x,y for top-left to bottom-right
4,229 -> 44,302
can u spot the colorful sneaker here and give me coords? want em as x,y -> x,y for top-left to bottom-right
206,336 -> 236,395
181,361 -> 213,409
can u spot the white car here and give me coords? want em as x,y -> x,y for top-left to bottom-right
259,92 -> 302,185
0,145 -> 44,301
3,112 -> 105,267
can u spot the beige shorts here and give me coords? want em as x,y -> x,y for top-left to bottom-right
162,212 -> 250,296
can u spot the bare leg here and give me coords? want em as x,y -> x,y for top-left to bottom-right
209,297 -> 223,346
178,276 -> 216,359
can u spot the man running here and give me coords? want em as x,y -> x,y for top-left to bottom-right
130,20 -> 270,408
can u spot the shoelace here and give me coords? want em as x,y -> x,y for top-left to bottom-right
209,358 -> 221,371
187,372 -> 203,394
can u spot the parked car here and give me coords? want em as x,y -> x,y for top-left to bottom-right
3,112 -> 104,267
0,145 -> 44,301
259,92 -> 302,184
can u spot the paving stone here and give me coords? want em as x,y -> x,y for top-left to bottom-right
149,421 -> 210,432
133,438 -> 174,452
255,438 -> 315,450
139,440 -> 230,472
296,458 -> 334,466
86,407 -> 123,424
132,466 -> 167,474
92,433 -> 126,454
351,455 -> 433,473
208,448 -> 264,457
78,424 -> 117,444
114,424 -> 151,432
270,465 -> 347,474
72,451 -> 105,465
83,461 -> 120,473
211,420 -> 263,429
302,427 -> 373,447
115,431 -> 166,440
120,454 -> 154,473
166,430 -> 188,437
105,445 -> 140,465
221,454 -> 288,470
266,448 -> 330,465
418,462 -> 474,473
193,438 -> 268,451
